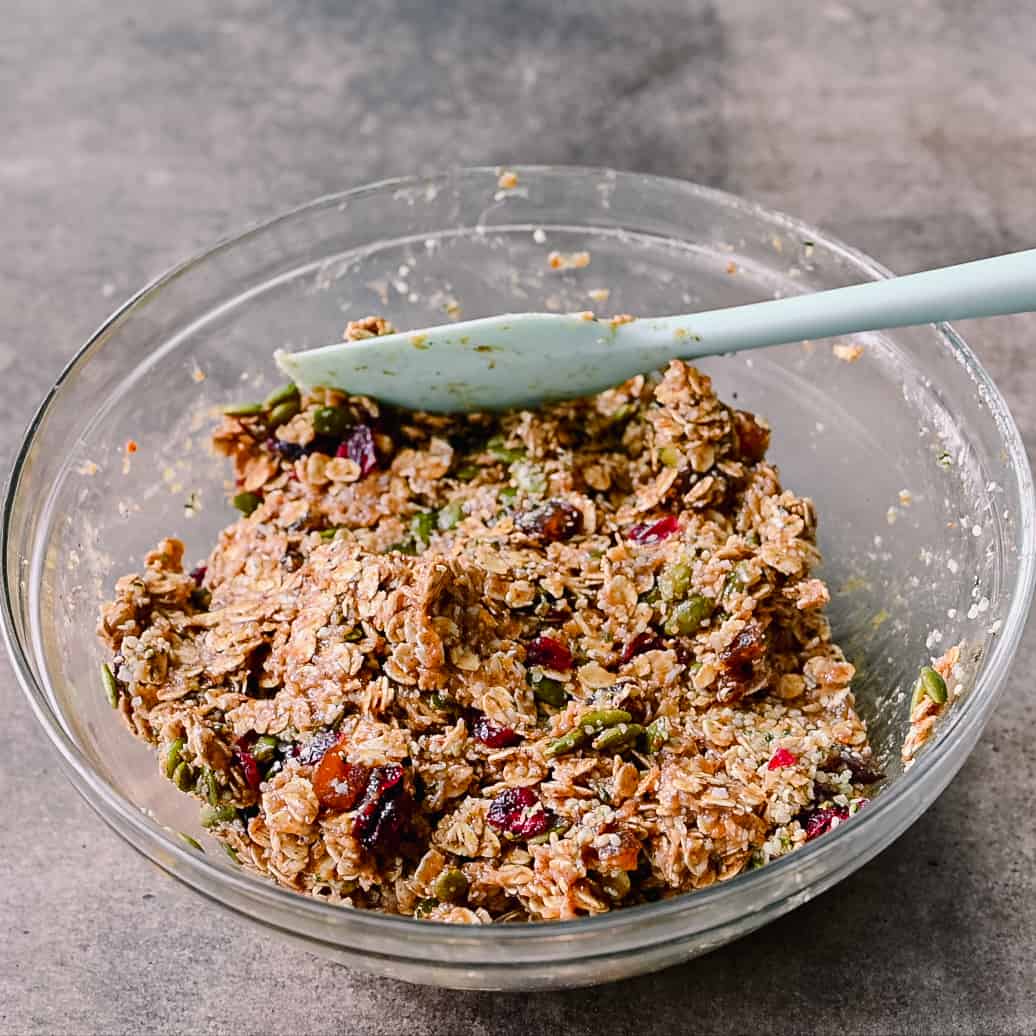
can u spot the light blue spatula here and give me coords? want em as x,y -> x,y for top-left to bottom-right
276,248 -> 1036,412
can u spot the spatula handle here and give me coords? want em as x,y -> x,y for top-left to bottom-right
660,247 -> 1036,354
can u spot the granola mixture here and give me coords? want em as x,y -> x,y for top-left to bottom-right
99,325 -> 884,923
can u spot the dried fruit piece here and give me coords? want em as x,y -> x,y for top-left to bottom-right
515,499 -> 583,543
718,621 -> 766,691
235,739 -> 262,791
803,806 -> 850,841
313,739 -> 370,812
628,514 -> 680,544
733,409 -> 770,462
189,564 -> 207,586
828,747 -> 885,785
340,424 -> 379,476
486,786 -> 552,839
620,631 -> 660,663
767,747 -> 798,770
526,635 -> 573,671
472,716 -> 520,748
353,764 -> 412,852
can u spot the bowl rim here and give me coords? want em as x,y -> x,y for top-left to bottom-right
4,164 -> 1034,948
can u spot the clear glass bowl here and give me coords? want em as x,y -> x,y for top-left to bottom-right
4,167 -> 1033,990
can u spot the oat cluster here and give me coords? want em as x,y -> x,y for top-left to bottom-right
100,332 -> 880,923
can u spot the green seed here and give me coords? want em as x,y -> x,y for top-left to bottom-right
386,539 -> 419,556
664,594 -> 714,636
178,832 -> 204,851
200,804 -> 238,829
599,870 -> 631,900
223,401 -> 264,417
658,446 -> 683,468
163,737 -> 186,779
545,728 -> 587,758
199,767 -> 220,806
319,527 -> 341,541
232,491 -> 261,516
512,461 -> 547,495
454,464 -> 479,482
251,735 -> 279,765
606,403 -> 636,425
171,761 -> 195,791
313,406 -> 350,438
913,665 -> 948,707
222,843 -> 240,863
433,868 -> 469,903
268,398 -> 301,427
436,500 -> 464,531
592,723 -> 645,753
342,626 -> 364,642
659,560 -> 692,601
487,435 -> 526,463
546,709 -> 633,757
527,819 -> 570,845
262,382 -> 299,409
413,897 -> 439,918
532,677 -> 568,708
101,663 -> 119,708
578,709 -> 633,732
645,716 -> 670,753
498,486 -> 518,504
410,511 -> 436,545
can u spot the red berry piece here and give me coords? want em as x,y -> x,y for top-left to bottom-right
620,631 -> 660,664
313,737 -> 370,812
234,735 -> 262,792
767,747 -> 798,770
487,786 -> 552,839
472,716 -> 520,748
627,514 -> 680,544
352,764 -> 412,852
803,806 -> 850,841
515,499 -> 583,543
338,424 -> 378,476
526,635 -> 573,672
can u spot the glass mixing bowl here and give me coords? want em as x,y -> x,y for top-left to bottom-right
4,167 -> 1033,990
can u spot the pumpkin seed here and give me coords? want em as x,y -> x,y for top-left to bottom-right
592,723 -> 645,753
531,676 -> 568,708
232,491 -> 261,516
912,665 -> 948,707
664,594 -> 713,636
200,804 -> 238,829
433,868 -> 469,903
262,382 -> 299,409
223,402 -> 263,417
162,737 -> 186,779
101,663 -> 119,707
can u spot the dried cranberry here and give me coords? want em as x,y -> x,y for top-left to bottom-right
767,747 -> 798,770
804,806 -> 851,842
338,424 -> 378,477
515,499 -> 583,543
733,409 -> 770,463
353,764 -> 412,852
620,631 -> 660,664
298,730 -> 342,765
627,514 -> 680,544
472,716 -> 520,748
313,738 -> 370,812
234,735 -> 262,792
526,635 -> 573,672
487,786 -> 552,839
189,564 -> 207,587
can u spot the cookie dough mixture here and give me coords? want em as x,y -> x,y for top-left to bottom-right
99,323 -> 882,923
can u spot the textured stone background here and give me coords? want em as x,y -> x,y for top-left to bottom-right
2,1 -> 1035,1033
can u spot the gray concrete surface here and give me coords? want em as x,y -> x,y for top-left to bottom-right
2,1 -> 1035,1033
